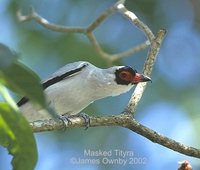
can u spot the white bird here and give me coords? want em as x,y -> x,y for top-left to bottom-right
18,61 -> 151,123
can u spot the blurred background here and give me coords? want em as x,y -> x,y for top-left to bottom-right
0,0 -> 200,169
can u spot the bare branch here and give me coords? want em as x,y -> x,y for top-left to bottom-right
115,2 -> 155,41
87,32 -> 150,64
17,1 -> 150,64
30,114 -> 200,159
86,32 -> 110,60
109,40 -> 150,62
86,6 -> 117,32
125,29 -> 166,114
17,7 -> 86,33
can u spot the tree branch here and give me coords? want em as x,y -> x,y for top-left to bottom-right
17,7 -> 86,33
125,29 -> 166,114
115,1 -> 155,41
30,114 -> 200,159
17,1 -> 150,64
86,6 -> 116,32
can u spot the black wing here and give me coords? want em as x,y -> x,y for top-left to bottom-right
42,62 -> 88,89
17,61 -> 89,106
17,97 -> 29,106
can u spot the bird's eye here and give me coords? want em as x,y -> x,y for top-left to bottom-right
119,71 -> 132,81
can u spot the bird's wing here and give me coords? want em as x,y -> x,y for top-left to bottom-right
17,61 -> 89,106
42,61 -> 89,89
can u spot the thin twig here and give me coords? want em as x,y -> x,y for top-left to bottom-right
109,40 -> 150,62
125,29 -> 166,114
17,7 -> 86,33
87,32 -> 150,64
86,6 -> 116,32
86,32 -> 109,60
115,2 -> 155,41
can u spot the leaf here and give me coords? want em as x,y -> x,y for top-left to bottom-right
0,61 -> 46,107
0,43 -> 18,70
0,103 -> 37,170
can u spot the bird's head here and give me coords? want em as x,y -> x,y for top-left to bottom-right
115,66 -> 151,85
92,65 -> 152,98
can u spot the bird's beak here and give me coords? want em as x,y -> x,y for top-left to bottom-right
132,73 -> 152,84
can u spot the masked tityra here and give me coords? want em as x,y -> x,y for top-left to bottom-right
18,61 -> 151,122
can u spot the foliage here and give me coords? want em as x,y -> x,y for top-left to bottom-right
0,43 -> 46,170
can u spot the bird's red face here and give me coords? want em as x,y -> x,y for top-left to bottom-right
115,66 -> 151,85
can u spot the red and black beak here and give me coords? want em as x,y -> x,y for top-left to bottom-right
132,73 -> 152,84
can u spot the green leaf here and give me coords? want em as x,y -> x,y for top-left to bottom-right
0,61 -> 46,107
0,103 -> 37,170
0,43 -> 18,70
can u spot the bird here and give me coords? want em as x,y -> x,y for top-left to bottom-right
18,61 -> 151,123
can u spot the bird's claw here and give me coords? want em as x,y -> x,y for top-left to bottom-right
58,115 -> 72,130
59,113 -> 90,130
78,112 -> 91,130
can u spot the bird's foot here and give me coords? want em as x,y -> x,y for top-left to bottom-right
77,112 -> 91,130
58,113 -> 90,130
58,114 -> 73,130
